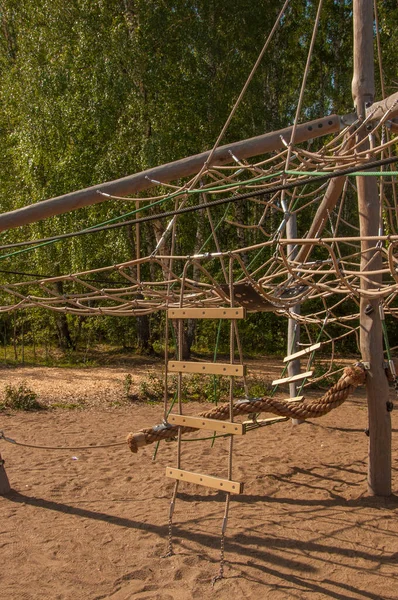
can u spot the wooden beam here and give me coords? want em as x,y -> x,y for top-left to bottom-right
284,342 -> 322,362
367,91 -> 398,121
0,115 -> 341,232
272,371 -> 313,386
353,0 -> 391,496
167,307 -> 245,319
167,414 -> 245,435
166,467 -> 243,494
168,361 -> 246,376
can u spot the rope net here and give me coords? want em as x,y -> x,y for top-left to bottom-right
0,113 -> 397,344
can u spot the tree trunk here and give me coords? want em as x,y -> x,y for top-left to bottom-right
54,281 -> 74,350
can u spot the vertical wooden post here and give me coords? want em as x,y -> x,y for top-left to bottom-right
352,0 -> 391,496
0,452 -> 11,494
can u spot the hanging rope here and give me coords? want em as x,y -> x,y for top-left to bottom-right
0,430 -> 125,450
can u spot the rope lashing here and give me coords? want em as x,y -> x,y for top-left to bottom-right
127,364 -> 366,453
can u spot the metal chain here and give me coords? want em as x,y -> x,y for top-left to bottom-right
162,513 -> 175,558
212,533 -> 226,585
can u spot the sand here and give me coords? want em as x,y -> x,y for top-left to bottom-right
1,359 -> 398,599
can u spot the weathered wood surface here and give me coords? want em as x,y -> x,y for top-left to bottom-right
353,0 -> 391,497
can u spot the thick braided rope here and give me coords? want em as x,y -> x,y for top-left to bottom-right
127,365 -> 366,453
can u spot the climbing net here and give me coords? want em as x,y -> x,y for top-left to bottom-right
1,113 -> 397,341
0,0 -> 397,379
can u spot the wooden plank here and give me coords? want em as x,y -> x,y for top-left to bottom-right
283,342 -> 322,362
243,416 -> 288,426
168,307 -> 246,320
272,371 -> 313,385
168,361 -> 246,376
166,467 -> 243,494
284,395 -> 304,403
168,413 -> 245,435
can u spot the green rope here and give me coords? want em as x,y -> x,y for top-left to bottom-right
0,193 -> 179,262
191,170 -> 284,193
285,169 -> 398,177
380,308 -> 393,362
0,171 -> 281,262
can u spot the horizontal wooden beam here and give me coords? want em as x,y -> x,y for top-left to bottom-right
0,115 -> 340,232
168,361 -> 246,376
272,371 -> 313,385
166,467 -> 244,494
167,413 -> 245,434
168,307 -> 246,319
283,342 -> 322,362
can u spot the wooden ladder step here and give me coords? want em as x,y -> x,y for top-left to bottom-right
166,467 -> 244,494
272,371 -> 313,385
283,342 -> 322,362
243,416 -> 288,426
168,413 -> 246,435
168,361 -> 246,376
284,395 -> 304,403
168,307 -> 246,320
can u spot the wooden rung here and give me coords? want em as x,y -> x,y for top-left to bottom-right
283,342 -> 322,362
168,413 -> 245,435
168,307 -> 246,320
243,416 -> 288,426
272,371 -> 313,385
284,395 -> 304,403
166,467 -> 244,494
168,361 -> 246,376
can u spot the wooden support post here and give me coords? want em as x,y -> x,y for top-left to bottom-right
0,452 -> 11,494
352,0 -> 391,496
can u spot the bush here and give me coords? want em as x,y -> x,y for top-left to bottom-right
0,381 -> 43,411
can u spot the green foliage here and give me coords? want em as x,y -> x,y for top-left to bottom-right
0,381 -> 43,411
0,1 -> 395,360
123,373 -> 133,399
138,371 -> 271,404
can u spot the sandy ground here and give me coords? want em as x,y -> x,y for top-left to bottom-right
1,359 -> 398,599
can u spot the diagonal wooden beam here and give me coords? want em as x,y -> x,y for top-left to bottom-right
0,115 -> 341,232
0,88 -> 396,234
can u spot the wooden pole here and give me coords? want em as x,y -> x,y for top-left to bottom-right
0,88 -> 397,234
352,0 -> 391,496
0,115 -> 341,232
0,452 -> 11,494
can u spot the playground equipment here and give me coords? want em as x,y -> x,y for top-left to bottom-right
0,0 -> 397,581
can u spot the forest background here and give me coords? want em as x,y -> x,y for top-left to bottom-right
0,0 -> 397,364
